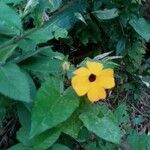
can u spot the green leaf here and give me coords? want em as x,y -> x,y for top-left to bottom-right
17,104 -> 31,130
77,127 -> 91,142
18,39 -> 36,52
33,129 -> 61,150
52,144 -> 71,150
24,0 -> 39,12
114,103 -> 129,125
0,0 -> 23,5
30,77 -> 79,137
85,143 -> 99,150
80,112 -> 121,144
8,143 -> 31,150
26,0 -> 87,44
75,12 -> 87,24
49,0 -> 62,11
54,26 -> 68,40
17,104 -> 32,146
127,133 -> 150,150
60,110 -> 82,139
17,127 -> 32,147
141,76 -> 150,87
132,117 -> 144,125
0,63 -> 31,102
93,8 -> 119,20
0,35 -> 10,45
0,45 -> 16,64
30,0 -> 51,26
116,38 -> 126,55
22,56 -> 63,75
98,105 -> 117,124
17,127 -> 61,150
129,17 -> 150,41
25,72 -> 36,100
17,104 -> 61,149
0,2 -> 22,35
17,106 -> 80,149
39,47 -> 64,60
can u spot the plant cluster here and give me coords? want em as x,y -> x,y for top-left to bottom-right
0,0 -> 150,149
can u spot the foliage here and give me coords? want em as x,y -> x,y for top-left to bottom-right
0,0 -> 149,149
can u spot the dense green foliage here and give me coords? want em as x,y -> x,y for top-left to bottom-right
0,0 -> 149,149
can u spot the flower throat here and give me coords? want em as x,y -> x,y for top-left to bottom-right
89,74 -> 96,82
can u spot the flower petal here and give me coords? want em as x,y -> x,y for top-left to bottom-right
98,76 -> 115,89
73,67 -> 90,76
71,76 -> 90,96
100,69 -> 114,77
86,61 -> 103,75
87,83 -> 106,102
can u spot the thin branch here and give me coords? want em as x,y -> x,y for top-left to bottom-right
130,103 -> 150,118
11,46 -> 50,63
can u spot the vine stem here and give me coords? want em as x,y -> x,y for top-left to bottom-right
0,0 -> 77,50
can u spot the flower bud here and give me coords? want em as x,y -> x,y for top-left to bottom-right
62,61 -> 70,71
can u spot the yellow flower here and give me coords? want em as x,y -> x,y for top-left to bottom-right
71,61 -> 115,102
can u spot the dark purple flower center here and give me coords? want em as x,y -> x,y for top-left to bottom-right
89,74 -> 96,82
